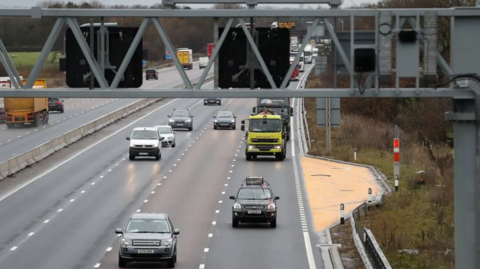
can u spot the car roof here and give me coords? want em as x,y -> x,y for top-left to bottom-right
217,110 -> 233,114
154,125 -> 171,128
146,69 -> 156,71
241,176 -> 271,187
172,109 -> 189,112
132,127 -> 158,131
130,212 -> 168,220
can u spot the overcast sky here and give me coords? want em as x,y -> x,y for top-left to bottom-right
3,0 -> 373,8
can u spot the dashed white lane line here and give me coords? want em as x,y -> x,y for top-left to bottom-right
10,246 -> 17,251
199,264 -> 205,269
27,232 -> 34,237
94,96 -> 235,269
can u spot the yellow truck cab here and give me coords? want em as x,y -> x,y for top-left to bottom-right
240,107 -> 287,161
4,79 -> 49,128
176,48 -> 193,70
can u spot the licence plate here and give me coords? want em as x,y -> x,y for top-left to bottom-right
248,210 -> 261,214
137,249 -> 155,254
139,153 -> 148,156
177,123 -> 184,126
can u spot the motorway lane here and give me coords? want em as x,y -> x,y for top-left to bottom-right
96,99 -> 246,269
0,64 -> 211,162
0,83 -> 233,269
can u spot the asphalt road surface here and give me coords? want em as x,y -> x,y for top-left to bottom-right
0,65 -> 326,269
0,62 -> 210,163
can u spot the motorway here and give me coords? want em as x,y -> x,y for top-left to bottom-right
0,64 -> 326,269
0,61 -> 207,162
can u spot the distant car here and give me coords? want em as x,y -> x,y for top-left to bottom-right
145,69 -> 158,80
229,176 -> 279,228
126,127 -> 164,160
48,97 -> 64,113
168,109 -> 193,131
154,125 -> 176,147
116,212 -> 180,268
213,110 -> 236,130
204,98 -> 221,105
199,56 -> 208,69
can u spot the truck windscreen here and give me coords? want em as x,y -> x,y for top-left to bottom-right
257,107 -> 288,116
249,119 -> 282,132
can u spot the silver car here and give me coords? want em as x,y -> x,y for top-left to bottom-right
155,125 -> 176,147
116,212 -> 180,268
168,109 -> 193,131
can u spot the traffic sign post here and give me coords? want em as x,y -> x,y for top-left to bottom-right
393,127 -> 400,191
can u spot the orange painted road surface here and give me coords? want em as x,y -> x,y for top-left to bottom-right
300,156 -> 380,231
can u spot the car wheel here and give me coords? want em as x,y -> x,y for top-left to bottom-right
270,219 -> 277,228
214,126 -> 217,130
167,255 -> 176,268
60,109 -> 64,113
188,127 -> 192,131
156,152 -> 161,160
218,102 -> 221,105
172,141 -> 176,148
232,219 -> 239,227
232,126 -> 236,130
129,154 -> 135,160
118,255 -> 127,268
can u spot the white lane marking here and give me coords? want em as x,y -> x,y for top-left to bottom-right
291,96 -> 317,269
212,221 -> 216,225
199,265 -> 205,269
218,200 -> 222,203
0,98 -> 180,203
44,220 -> 50,224
215,210 -> 219,213
204,248 -> 209,252
94,263 -> 101,268
106,247 -> 112,252
10,246 -> 17,251
208,234 -> 213,238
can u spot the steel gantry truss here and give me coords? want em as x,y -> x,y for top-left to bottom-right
1,2 -> 480,268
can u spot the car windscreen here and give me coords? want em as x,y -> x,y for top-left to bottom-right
248,119 -> 282,132
216,112 -> 233,118
237,188 -> 272,200
146,70 -> 155,73
125,219 -> 171,233
172,111 -> 189,117
157,127 -> 172,134
131,130 -> 158,140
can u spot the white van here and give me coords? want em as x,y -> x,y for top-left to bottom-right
199,57 -> 209,69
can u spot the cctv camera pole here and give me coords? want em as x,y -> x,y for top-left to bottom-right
248,4 -> 256,90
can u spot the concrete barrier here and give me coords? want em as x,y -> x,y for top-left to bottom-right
0,73 -> 213,181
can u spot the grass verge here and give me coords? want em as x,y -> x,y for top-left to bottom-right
330,222 -> 364,269
305,74 -> 454,268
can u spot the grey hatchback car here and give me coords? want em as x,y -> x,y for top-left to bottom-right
115,213 -> 180,268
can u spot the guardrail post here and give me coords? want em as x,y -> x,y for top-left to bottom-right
394,175 -> 399,191
353,148 -> 357,160
340,203 -> 345,224
368,188 -> 372,202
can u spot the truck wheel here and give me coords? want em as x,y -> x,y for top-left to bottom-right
286,135 -> 290,141
6,123 -> 14,129
43,112 -> 49,124
33,114 -> 40,127
246,154 -> 252,161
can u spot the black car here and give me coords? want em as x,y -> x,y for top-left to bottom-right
229,176 -> 279,228
213,110 -> 236,130
204,98 -> 221,105
48,98 -> 64,113
168,109 -> 193,131
145,69 -> 158,80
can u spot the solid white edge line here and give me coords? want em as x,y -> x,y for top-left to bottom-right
292,68 -> 317,269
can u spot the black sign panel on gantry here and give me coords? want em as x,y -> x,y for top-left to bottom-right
218,27 -> 290,89
65,26 -> 143,88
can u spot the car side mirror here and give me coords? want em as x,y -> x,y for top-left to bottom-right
173,131 -> 176,134
213,116 -> 216,118
241,120 -> 245,124
159,137 -> 164,141
167,115 -> 171,117
234,116 -> 236,118
126,137 -> 130,140
191,116 -> 193,118
240,125 -> 245,131
173,229 -> 180,235
61,100 -> 65,102
252,107 -> 256,113
229,195 -> 235,200
115,228 -> 123,234
275,196 -> 280,200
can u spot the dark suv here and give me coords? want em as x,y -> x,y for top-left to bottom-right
229,176 -> 279,228
213,110 -> 236,130
115,212 -> 180,268
48,98 -> 64,113
145,69 -> 158,80
204,98 -> 221,105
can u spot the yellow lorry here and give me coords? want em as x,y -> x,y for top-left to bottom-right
4,79 -> 49,128
240,107 -> 287,161
176,49 -> 193,70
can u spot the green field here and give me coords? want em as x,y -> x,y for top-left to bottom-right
8,51 -> 61,67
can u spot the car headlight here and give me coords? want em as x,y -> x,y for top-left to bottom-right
233,202 -> 242,210
186,119 -> 191,122
274,145 -> 282,149
231,119 -> 235,123
214,119 -> 218,122
121,238 -> 132,245
161,239 -> 173,246
248,145 -> 255,149
169,119 -> 174,122
267,203 -> 276,210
